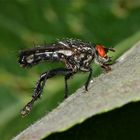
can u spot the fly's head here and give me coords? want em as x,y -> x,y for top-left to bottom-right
95,44 -> 115,64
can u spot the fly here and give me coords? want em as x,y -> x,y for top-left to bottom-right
18,38 -> 115,117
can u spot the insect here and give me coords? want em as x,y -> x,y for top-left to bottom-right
18,38 -> 115,117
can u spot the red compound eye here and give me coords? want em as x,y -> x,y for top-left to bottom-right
95,45 -> 107,57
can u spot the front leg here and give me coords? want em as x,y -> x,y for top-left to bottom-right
101,61 -> 116,73
101,64 -> 111,72
21,68 -> 73,117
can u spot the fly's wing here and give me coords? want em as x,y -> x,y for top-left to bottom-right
18,42 -> 73,68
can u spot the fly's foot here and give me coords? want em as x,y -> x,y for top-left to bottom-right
21,101 -> 33,117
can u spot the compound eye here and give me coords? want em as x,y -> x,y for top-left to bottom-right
96,45 -> 107,58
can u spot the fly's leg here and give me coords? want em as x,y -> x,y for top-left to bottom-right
101,64 -> 112,72
85,68 -> 92,91
21,68 -> 73,117
64,72 -> 74,98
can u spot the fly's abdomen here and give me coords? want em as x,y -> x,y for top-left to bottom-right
18,48 -> 61,67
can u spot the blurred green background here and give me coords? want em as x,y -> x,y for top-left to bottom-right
0,0 -> 140,139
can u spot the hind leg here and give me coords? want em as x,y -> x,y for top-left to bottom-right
21,68 -> 73,117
